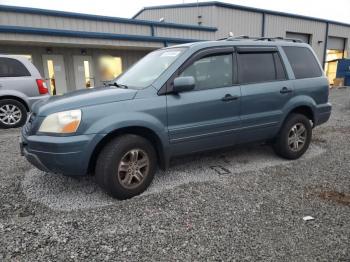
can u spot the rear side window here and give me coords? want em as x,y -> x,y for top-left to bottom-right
0,58 -> 31,77
283,46 -> 322,79
237,52 -> 286,84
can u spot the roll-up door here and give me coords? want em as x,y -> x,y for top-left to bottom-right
286,32 -> 310,43
327,37 -> 345,50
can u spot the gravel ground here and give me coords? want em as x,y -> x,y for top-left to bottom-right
0,88 -> 349,261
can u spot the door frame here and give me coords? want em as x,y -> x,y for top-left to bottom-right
42,54 -> 68,95
72,55 -> 94,89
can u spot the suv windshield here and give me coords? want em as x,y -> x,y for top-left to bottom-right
115,47 -> 185,89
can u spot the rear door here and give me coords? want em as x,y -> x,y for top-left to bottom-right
166,47 -> 241,155
237,46 -> 293,142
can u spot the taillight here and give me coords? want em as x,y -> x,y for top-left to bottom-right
36,79 -> 48,95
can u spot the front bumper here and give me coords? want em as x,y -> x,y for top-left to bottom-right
20,130 -> 104,176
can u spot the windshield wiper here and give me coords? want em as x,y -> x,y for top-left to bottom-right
108,81 -> 128,89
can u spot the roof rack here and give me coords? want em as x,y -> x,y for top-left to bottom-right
255,37 -> 303,43
219,36 -> 303,43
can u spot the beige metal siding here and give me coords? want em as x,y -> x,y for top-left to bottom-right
0,33 -> 163,49
154,27 -> 214,40
0,11 -> 151,36
265,15 -> 327,61
214,7 -> 262,39
135,6 -> 217,27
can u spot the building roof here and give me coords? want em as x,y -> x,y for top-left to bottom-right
133,1 -> 350,28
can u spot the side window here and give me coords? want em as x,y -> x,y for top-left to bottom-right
274,53 -> 287,80
283,46 -> 322,79
180,53 -> 233,90
0,58 -> 31,77
238,52 -> 286,84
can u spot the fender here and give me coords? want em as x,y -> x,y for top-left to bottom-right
83,110 -> 170,169
0,89 -> 30,109
279,94 -> 316,129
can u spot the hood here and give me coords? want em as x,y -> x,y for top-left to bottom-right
33,86 -> 137,116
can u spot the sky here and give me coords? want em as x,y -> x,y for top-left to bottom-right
1,0 -> 349,24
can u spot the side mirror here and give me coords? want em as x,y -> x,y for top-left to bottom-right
172,76 -> 195,93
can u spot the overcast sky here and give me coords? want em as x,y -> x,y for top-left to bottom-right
1,0 -> 349,24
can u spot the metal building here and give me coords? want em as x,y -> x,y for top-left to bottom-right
0,5 -> 216,95
0,1 -> 349,95
135,2 -> 350,85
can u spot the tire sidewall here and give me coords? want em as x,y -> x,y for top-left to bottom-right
0,99 -> 27,129
276,114 -> 312,159
101,136 -> 157,199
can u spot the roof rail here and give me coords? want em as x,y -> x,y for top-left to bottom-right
219,36 -> 304,43
255,37 -> 303,43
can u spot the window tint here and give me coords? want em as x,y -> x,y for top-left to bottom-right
274,53 -> 287,80
283,46 -> 322,79
180,53 -> 233,90
238,52 -> 283,84
0,58 -> 31,77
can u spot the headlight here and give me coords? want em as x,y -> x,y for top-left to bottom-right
39,110 -> 81,134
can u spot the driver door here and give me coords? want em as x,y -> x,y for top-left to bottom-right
166,47 -> 241,156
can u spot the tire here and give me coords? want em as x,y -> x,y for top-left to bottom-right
0,99 -> 27,129
273,113 -> 312,159
95,134 -> 157,200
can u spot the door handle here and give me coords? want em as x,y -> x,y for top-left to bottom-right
221,94 -> 239,102
280,87 -> 292,94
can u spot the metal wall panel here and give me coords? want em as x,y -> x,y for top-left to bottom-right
154,27 -> 214,40
135,6 -> 217,27
0,32 -> 163,49
265,14 -> 327,61
214,7 -> 262,39
0,11 -> 151,36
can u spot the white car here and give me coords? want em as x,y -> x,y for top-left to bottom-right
0,55 -> 50,128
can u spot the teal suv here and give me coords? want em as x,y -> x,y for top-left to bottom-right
21,37 -> 332,199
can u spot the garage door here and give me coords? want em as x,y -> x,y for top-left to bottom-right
286,32 -> 310,43
327,36 -> 345,50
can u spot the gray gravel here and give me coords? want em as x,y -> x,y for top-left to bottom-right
0,88 -> 350,261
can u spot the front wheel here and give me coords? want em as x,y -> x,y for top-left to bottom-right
95,134 -> 157,200
273,113 -> 312,159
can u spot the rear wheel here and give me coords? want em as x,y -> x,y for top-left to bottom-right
273,113 -> 312,159
95,134 -> 157,200
0,99 -> 27,128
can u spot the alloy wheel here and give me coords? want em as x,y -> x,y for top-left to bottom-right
0,104 -> 22,126
288,123 -> 307,152
117,149 -> 150,189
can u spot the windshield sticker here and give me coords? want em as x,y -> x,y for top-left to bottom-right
160,51 -> 181,57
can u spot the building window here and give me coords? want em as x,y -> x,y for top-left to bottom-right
47,60 -> 56,95
98,56 -> 122,81
84,60 -> 92,88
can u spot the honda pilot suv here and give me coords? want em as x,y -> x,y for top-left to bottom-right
20,37 -> 332,199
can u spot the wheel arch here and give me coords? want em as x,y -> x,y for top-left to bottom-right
0,95 -> 29,111
287,105 -> 315,123
88,126 -> 168,175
